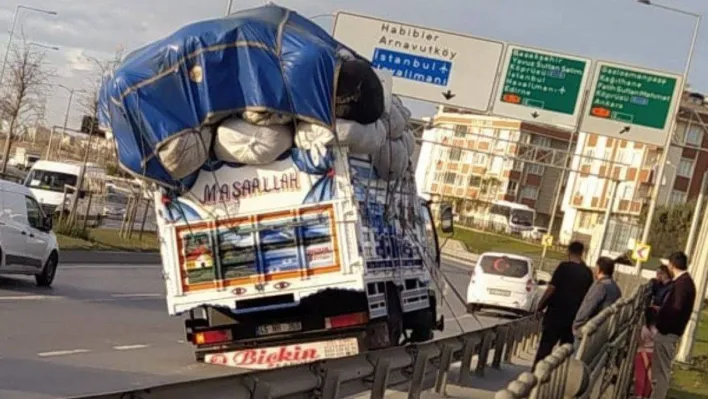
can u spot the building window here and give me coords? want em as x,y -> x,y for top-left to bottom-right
520,186 -> 539,200
620,183 -> 634,201
444,172 -> 457,184
454,125 -> 468,138
669,190 -> 687,204
577,212 -> 592,229
449,147 -> 462,161
472,153 -> 488,165
527,163 -> 545,175
433,172 -> 442,183
582,148 -> 595,164
469,175 -> 482,187
685,125 -> 703,147
677,158 -> 695,178
532,135 -> 552,148
513,160 -> 523,171
507,180 -> 518,195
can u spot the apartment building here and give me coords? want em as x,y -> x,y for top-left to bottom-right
415,108 -> 571,228
559,91 -> 708,245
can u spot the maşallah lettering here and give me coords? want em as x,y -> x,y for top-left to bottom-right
201,172 -> 301,205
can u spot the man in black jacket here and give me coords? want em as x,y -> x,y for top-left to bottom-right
652,251 -> 696,399
532,241 -> 593,367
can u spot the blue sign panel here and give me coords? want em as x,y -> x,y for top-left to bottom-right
371,48 -> 452,87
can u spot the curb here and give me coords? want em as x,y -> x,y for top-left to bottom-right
60,251 -> 161,265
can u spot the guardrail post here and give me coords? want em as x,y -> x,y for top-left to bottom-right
251,377 -> 272,399
407,351 -> 429,399
321,369 -> 342,399
493,326 -> 509,369
458,335 -> 481,385
434,344 -> 454,394
370,358 -> 391,399
476,331 -> 495,377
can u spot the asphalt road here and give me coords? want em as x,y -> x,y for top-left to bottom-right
0,258 -> 511,399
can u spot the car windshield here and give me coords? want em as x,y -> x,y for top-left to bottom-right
510,209 -> 534,226
479,255 -> 529,278
25,170 -> 78,193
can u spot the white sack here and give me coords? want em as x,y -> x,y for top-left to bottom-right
373,138 -> 409,181
336,119 -> 387,155
402,130 -> 415,157
157,127 -> 212,179
380,95 -> 411,140
214,117 -> 293,165
294,122 -> 334,150
242,110 -> 292,126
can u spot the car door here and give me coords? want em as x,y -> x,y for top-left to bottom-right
24,195 -> 49,270
0,191 -> 31,271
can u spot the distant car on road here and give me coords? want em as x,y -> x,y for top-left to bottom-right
522,226 -> 548,241
466,252 -> 547,315
0,179 -> 59,287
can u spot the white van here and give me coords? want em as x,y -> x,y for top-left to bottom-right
0,180 -> 59,286
466,252 -> 544,314
24,160 -> 106,226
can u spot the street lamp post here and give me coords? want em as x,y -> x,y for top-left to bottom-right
0,5 -> 58,175
55,85 -> 86,160
635,1 -> 701,273
635,0 -> 705,366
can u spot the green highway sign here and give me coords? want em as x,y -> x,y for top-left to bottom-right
492,45 -> 590,126
588,64 -> 677,129
581,61 -> 682,147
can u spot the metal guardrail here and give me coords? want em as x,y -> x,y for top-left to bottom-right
495,281 -> 651,399
75,316 -> 541,399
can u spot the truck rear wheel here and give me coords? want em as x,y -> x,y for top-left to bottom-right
386,284 -> 403,347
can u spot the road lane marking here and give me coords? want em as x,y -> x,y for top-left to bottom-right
110,293 -> 162,298
38,349 -> 90,357
0,295 -> 59,301
113,344 -> 150,350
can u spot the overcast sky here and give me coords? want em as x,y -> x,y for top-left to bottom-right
0,0 -> 705,131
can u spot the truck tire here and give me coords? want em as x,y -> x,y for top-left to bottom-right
408,309 -> 434,343
385,284 -> 403,347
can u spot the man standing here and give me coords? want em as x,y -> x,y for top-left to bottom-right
652,251 -> 696,399
649,265 -> 671,311
572,257 -> 622,337
533,241 -> 594,367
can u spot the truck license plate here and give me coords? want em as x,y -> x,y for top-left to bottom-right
256,321 -> 303,336
488,288 -> 511,296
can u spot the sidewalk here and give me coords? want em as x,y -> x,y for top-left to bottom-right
348,344 -> 536,398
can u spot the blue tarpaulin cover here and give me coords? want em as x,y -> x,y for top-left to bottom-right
99,4 -> 359,188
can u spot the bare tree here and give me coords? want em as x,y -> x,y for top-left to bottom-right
78,49 -> 124,170
0,39 -> 51,174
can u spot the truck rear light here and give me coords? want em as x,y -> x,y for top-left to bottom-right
194,330 -> 232,345
526,279 -> 533,292
325,312 -> 368,329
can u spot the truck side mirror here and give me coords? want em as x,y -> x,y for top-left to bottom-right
440,204 -> 454,234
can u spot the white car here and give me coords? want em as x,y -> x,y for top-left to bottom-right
0,179 -> 59,287
466,252 -> 545,315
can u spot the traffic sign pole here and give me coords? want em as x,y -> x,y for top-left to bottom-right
539,86 -> 592,269
635,11 -> 701,274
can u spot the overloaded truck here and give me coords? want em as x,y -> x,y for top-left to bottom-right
98,4 -> 451,369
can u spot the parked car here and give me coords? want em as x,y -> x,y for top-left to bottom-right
0,179 -> 59,287
523,226 -> 548,241
466,252 -> 546,314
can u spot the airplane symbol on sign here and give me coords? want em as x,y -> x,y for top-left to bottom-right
559,87 -> 566,95
439,65 -> 449,73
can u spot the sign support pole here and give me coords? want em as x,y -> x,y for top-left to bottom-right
635,12 -> 701,274
539,88 -> 590,269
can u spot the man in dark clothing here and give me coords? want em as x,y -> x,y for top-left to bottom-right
533,241 -> 594,367
649,265 -> 671,310
652,251 -> 696,399
572,256 -> 622,337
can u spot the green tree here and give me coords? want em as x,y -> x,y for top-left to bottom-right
639,201 -> 699,259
